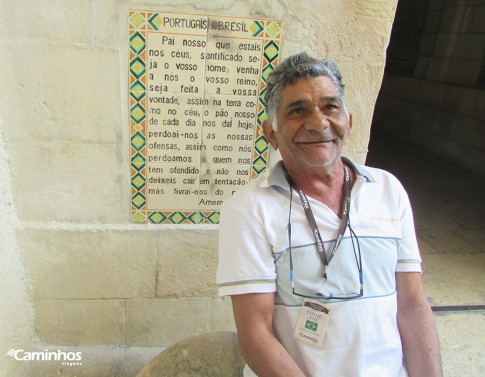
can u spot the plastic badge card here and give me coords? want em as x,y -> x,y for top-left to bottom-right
293,299 -> 331,347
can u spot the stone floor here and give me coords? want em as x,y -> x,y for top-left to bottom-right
367,129 -> 485,377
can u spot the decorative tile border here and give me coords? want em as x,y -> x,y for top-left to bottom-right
128,11 -> 282,224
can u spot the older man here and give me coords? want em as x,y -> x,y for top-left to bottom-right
217,52 -> 442,376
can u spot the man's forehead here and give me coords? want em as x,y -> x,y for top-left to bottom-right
279,76 -> 340,105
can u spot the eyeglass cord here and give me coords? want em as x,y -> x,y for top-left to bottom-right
287,182 -> 363,291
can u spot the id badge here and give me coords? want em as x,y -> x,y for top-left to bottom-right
293,299 -> 331,347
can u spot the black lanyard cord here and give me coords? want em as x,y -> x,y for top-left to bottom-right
288,185 -> 294,284
284,163 -> 352,282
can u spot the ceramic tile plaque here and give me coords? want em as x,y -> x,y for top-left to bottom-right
128,11 -> 283,224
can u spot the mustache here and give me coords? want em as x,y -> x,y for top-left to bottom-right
294,130 -> 348,143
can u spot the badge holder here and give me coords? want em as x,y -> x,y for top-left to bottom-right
293,299 -> 331,347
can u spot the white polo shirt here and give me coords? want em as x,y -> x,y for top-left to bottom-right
217,159 -> 421,377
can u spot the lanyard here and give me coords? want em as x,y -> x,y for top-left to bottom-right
284,164 -> 351,281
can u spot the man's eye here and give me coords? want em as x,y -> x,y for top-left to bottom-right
324,104 -> 344,115
288,108 -> 304,115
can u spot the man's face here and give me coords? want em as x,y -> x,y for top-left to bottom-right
264,76 -> 352,171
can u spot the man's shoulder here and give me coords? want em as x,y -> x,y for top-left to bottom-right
221,162 -> 288,215
345,157 -> 402,186
225,171 -> 267,200
363,165 -> 403,187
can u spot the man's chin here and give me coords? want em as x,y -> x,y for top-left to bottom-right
301,156 -> 341,169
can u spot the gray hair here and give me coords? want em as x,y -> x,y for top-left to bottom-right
264,52 -> 347,125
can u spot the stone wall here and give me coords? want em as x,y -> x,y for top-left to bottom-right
0,0 -> 397,374
0,121 -> 34,377
373,0 -> 485,176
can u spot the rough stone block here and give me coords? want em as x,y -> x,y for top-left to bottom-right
458,147 -> 485,177
400,100 -> 426,127
424,9 -> 444,32
0,0 -> 92,42
442,85 -> 477,117
3,46 -> 120,144
18,229 -> 158,299
448,58 -> 481,86
439,6 -> 474,33
92,1 -> 120,46
418,32 -> 436,56
417,80 -> 447,107
136,332 -> 245,377
9,140 -> 124,222
126,298 -> 235,347
473,90 -> 485,120
453,33 -> 485,60
425,57 -> 451,82
35,299 -> 125,345
471,5 -> 485,32
449,115 -> 485,149
156,229 -> 219,297
433,32 -> 454,57
430,111 -> 455,137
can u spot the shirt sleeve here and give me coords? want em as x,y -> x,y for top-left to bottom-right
394,179 -> 422,273
216,195 -> 277,296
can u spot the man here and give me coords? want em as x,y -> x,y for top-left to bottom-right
217,52 -> 442,376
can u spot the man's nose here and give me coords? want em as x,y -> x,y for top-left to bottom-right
304,109 -> 329,131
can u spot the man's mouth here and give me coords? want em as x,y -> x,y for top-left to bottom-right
296,139 -> 335,144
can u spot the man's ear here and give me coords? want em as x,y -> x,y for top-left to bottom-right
263,119 -> 278,150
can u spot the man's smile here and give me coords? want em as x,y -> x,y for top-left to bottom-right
296,139 -> 336,144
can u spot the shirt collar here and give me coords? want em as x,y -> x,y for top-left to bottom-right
260,157 -> 376,190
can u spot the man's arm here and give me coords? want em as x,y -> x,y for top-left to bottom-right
396,272 -> 443,377
231,293 -> 306,377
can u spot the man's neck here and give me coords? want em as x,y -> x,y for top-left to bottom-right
284,159 -> 353,218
